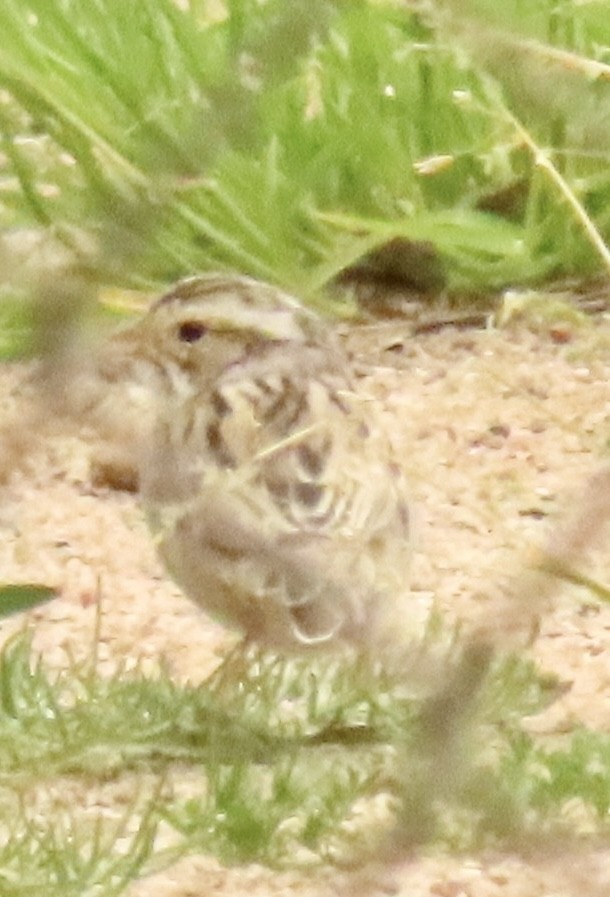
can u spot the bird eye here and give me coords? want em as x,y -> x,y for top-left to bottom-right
178,321 -> 207,343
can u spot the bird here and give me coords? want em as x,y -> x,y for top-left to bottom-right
103,273 -> 413,655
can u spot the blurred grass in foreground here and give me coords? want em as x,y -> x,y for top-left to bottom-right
0,626 -> 609,893
1,2 -> 610,891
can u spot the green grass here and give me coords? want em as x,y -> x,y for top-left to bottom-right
0,0 -> 610,326
0,625 -> 608,892
3,0 -> 610,891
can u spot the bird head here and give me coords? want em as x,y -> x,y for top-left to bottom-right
116,274 -> 326,388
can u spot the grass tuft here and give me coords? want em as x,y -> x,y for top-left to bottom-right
1,0 -> 610,320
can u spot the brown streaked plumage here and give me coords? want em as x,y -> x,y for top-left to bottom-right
111,273 -> 412,653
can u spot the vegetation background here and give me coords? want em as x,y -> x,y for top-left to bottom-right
2,1 -> 610,894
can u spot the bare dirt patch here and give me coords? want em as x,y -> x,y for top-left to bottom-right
2,315 -> 610,895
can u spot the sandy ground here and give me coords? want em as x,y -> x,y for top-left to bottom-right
2,311 -> 610,894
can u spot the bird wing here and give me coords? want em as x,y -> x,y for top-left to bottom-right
152,360 -> 411,650
156,480 -> 349,648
